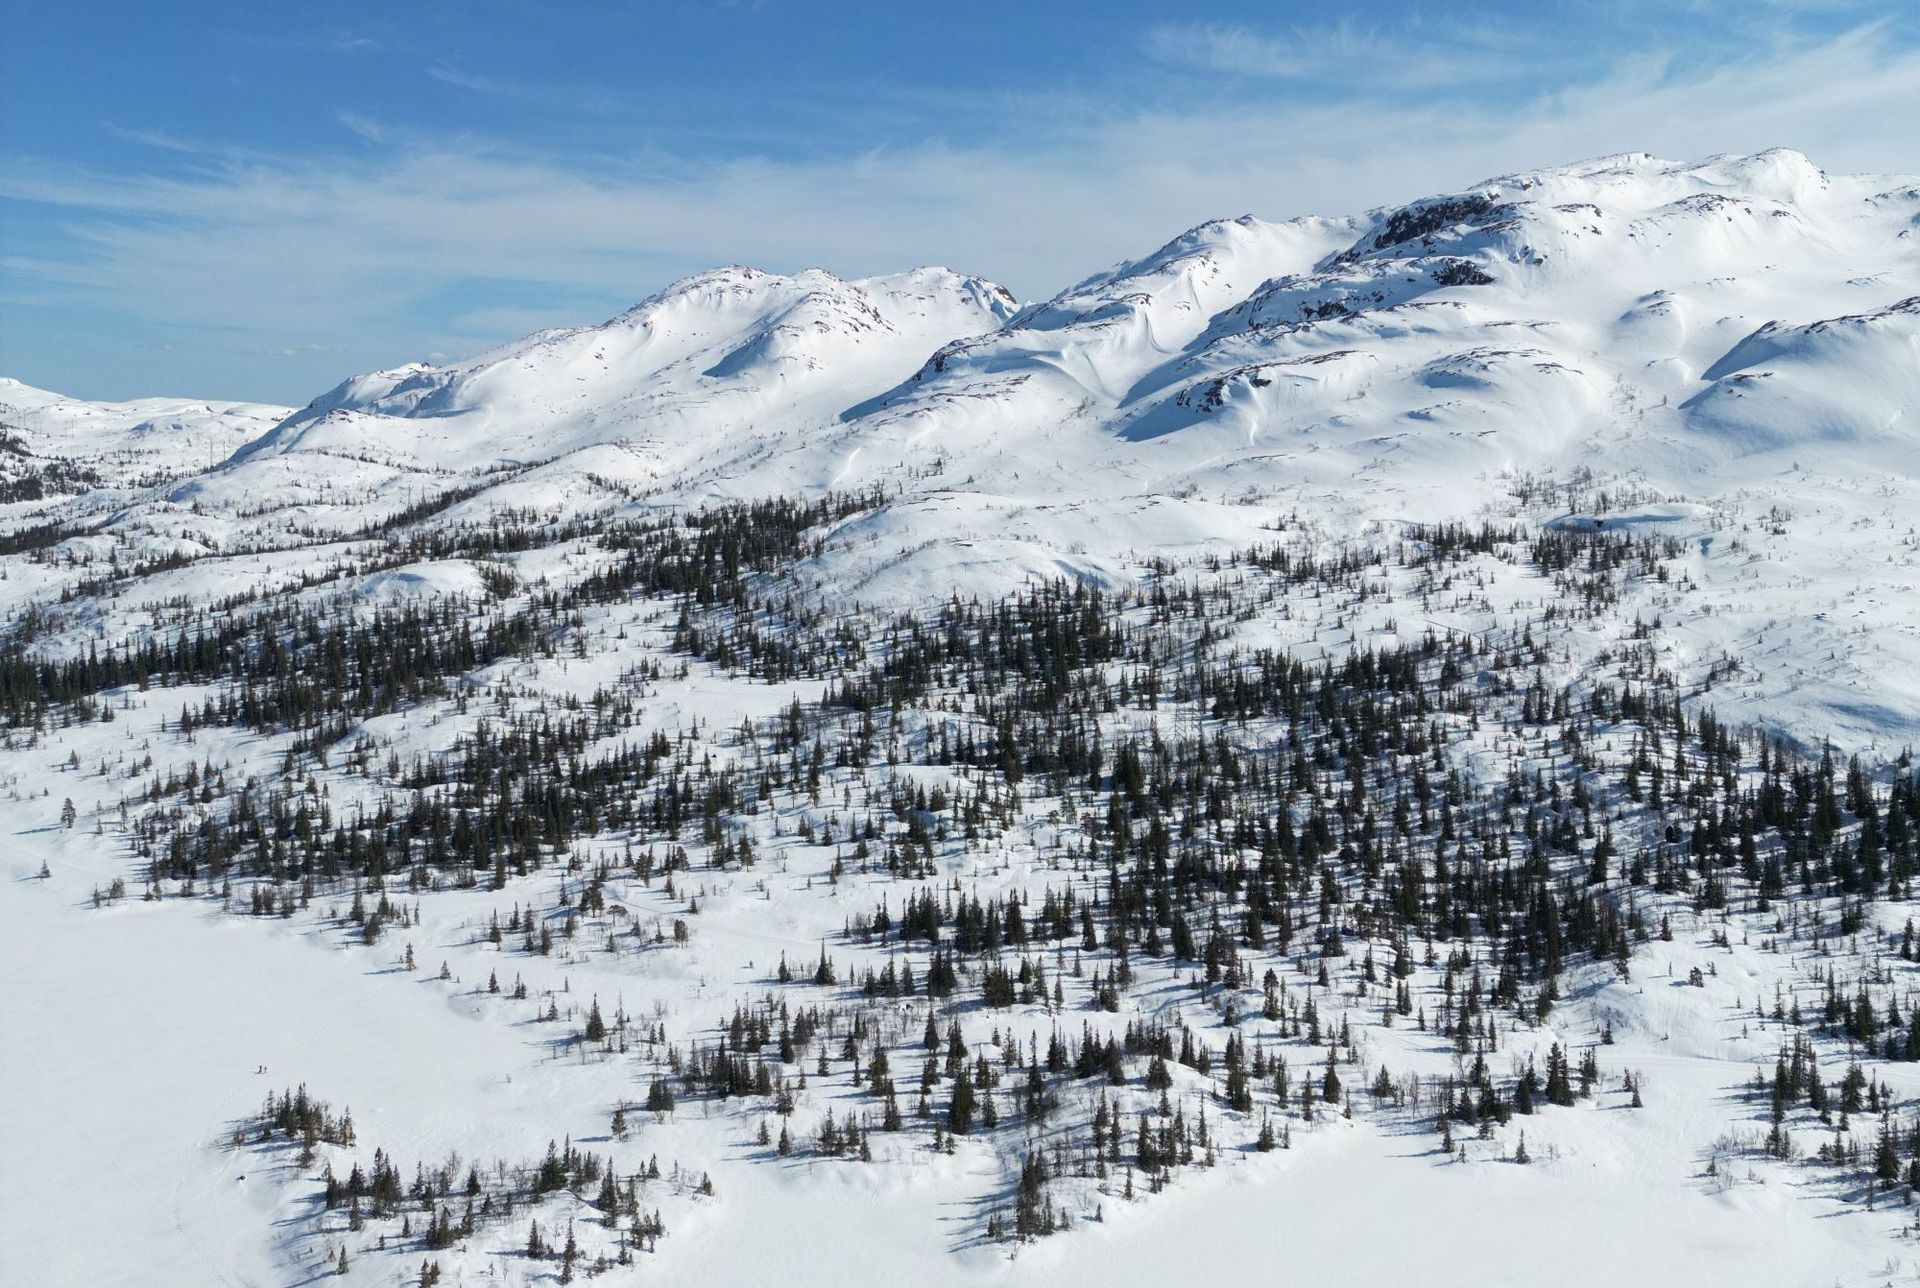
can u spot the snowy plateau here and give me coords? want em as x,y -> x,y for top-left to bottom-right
3,148 -> 1920,1287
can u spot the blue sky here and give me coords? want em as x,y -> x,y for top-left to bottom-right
4,1 -> 1919,403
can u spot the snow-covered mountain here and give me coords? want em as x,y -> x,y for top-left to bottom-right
7,151 -> 1917,744
216,265 -> 1016,500
836,148 -> 1914,504
0,377 -> 290,490
35,150 -> 1899,527
6,150 -> 1920,1288
64,144 -> 1906,742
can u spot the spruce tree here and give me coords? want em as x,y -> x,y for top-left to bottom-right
949,1065 -> 978,1135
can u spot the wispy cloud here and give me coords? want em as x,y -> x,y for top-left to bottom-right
424,63 -> 641,116
1143,19 -> 1538,90
102,125 -> 216,155
222,26 -> 387,57
422,64 -> 499,94
335,112 -> 387,145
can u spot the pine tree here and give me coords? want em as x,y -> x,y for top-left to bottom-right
1876,1117 -> 1900,1181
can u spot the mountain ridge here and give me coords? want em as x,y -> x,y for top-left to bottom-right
3,147 -> 1916,745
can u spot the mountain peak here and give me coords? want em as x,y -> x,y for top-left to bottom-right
235,260 -> 1015,475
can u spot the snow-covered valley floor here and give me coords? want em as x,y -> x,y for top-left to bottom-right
8,770 -> 1920,1288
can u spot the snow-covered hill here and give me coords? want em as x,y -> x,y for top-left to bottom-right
0,377 -> 289,492
5,150 -> 1920,1288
